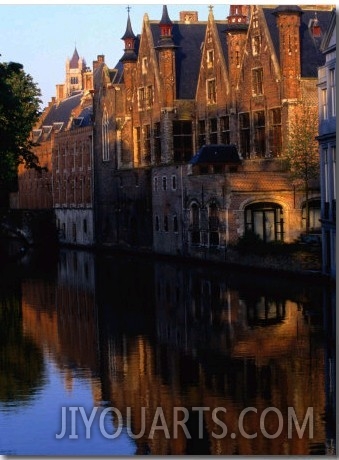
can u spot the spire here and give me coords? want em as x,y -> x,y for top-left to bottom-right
156,5 -> 175,48
120,8 -> 137,62
69,47 -> 80,69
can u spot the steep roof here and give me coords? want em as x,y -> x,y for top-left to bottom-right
42,93 -> 83,127
150,21 -> 207,99
69,47 -> 80,69
263,7 -> 332,77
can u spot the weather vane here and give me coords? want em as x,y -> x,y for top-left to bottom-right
127,5 -> 131,13
208,5 -> 214,12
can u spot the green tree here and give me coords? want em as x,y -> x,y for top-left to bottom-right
0,61 -> 42,187
282,104 -> 320,234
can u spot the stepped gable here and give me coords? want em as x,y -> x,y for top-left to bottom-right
150,21 -> 207,99
264,6 -> 332,77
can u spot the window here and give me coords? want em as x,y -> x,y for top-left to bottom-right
253,110 -> 266,156
252,68 -> 263,95
239,112 -> 250,158
162,176 -> 167,191
102,109 -> 109,161
142,57 -> 148,75
330,69 -> 336,116
172,175 -> 177,190
209,118 -> 218,144
269,108 -> 282,157
207,79 -> 216,104
252,35 -> 261,55
144,124 -> 151,164
154,122 -> 161,164
207,49 -> 214,68
154,176 -> 158,192
190,203 -> 200,245
173,215 -> 178,233
164,215 -> 169,232
302,199 -> 321,232
198,120 -> 206,148
138,87 -> 145,110
220,116 -> 230,144
321,88 -> 328,119
147,85 -> 153,108
173,121 -> 193,162
209,202 -> 219,247
136,127 -> 141,164
155,215 -> 160,231
245,202 -> 284,242
83,219 -> 87,234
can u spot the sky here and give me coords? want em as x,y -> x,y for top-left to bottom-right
1,1 -> 336,108
0,2 -> 232,108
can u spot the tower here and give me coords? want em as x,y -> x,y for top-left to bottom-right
65,47 -> 86,97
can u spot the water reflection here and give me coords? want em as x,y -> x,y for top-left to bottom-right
0,249 -> 335,455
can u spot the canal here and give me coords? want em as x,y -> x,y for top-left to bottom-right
0,248 -> 336,455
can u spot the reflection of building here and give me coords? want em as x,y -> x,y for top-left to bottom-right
21,250 -> 100,391
317,9 -> 336,279
91,258 -> 328,455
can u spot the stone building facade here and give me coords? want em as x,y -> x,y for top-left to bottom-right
12,5 -> 333,262
92,5 -> 332,260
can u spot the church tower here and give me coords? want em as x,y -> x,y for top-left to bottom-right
65,47 -> 86,97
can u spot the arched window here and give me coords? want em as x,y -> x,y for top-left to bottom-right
102,109 -> 109,161
209,202 -> 219,246
190,203 -> 200,245
245,202 -> 284,242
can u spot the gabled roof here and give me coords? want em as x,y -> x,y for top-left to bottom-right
150,21 -> 207,99
190,144 -> 242,165
263,7 -> 332,77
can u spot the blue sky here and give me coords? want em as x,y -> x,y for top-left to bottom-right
0,2 -> 232,108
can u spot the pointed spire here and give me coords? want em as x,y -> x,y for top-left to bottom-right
120,7 -> 137,62
69,47 -> 80,69
156,5 -> 176,48
159,4 -> 173,28
121,8 -> 136,40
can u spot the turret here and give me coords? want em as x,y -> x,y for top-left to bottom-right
155,5 -> 177,108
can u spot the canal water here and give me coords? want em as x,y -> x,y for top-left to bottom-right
0,248 -> 336,456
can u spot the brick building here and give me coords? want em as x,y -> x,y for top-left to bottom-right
12,48 -> 96,246
92,5 -> 332,259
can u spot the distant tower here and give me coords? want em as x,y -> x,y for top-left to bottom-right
65,47 -> 86,96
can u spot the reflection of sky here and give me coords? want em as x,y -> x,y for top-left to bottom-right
0,357 -> 136,456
